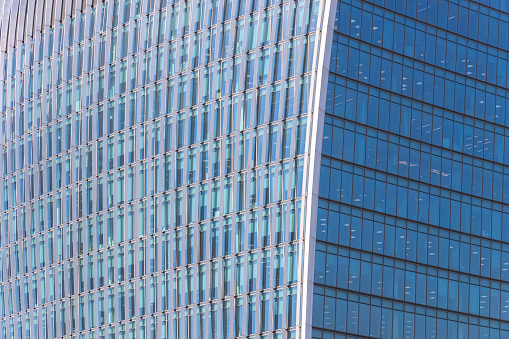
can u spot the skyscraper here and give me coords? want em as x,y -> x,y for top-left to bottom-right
1,0 -> 508,338
312,0 -> 509,338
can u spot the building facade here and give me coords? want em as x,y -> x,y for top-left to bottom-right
1,0 -> 509,338
312,0 -> 509,338
0,0 -> 328,338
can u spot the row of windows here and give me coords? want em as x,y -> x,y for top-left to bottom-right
329,40 -> 509,123
2,100 -> 308,171
1,289 -> 298,339
1,59 -> 311,145
344,0 -> 509,49
1,114 -> 307,195
0,192 -> 302,261
1,44 -> 312,141
322,121 -> 509,202
2,30 -> 313,114
0,242 -> 299,316
2,313 -> 182,339
3,0 -> 298,75
332,33 -> 509,103
1,0 -> 315,91
316,206 -> 509,281
336,6 -> 509,89
466,0 -> 509,13
336,1 -> 509,63
0,202 -> 300,272
1,160 -> 304,246
315,243 -> 509,319
319,159 -> 509,241
325,79 -> 509,163
318,199 -> 509,256
312,288 -> 509,339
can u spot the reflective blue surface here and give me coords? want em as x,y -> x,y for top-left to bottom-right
313,0 -> 509,338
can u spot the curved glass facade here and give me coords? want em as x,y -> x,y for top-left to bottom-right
0,0 -> 325,338
313,0 -> 509,338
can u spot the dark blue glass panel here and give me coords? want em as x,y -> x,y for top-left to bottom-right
313,0 -> 509,336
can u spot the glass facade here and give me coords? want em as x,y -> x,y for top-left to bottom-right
312,0 -> 509,338
3,0 -> 509,338
0,0 -> 324,338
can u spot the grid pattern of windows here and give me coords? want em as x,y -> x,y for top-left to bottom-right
313,0 -> 509,338
0,0 -> 323,338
